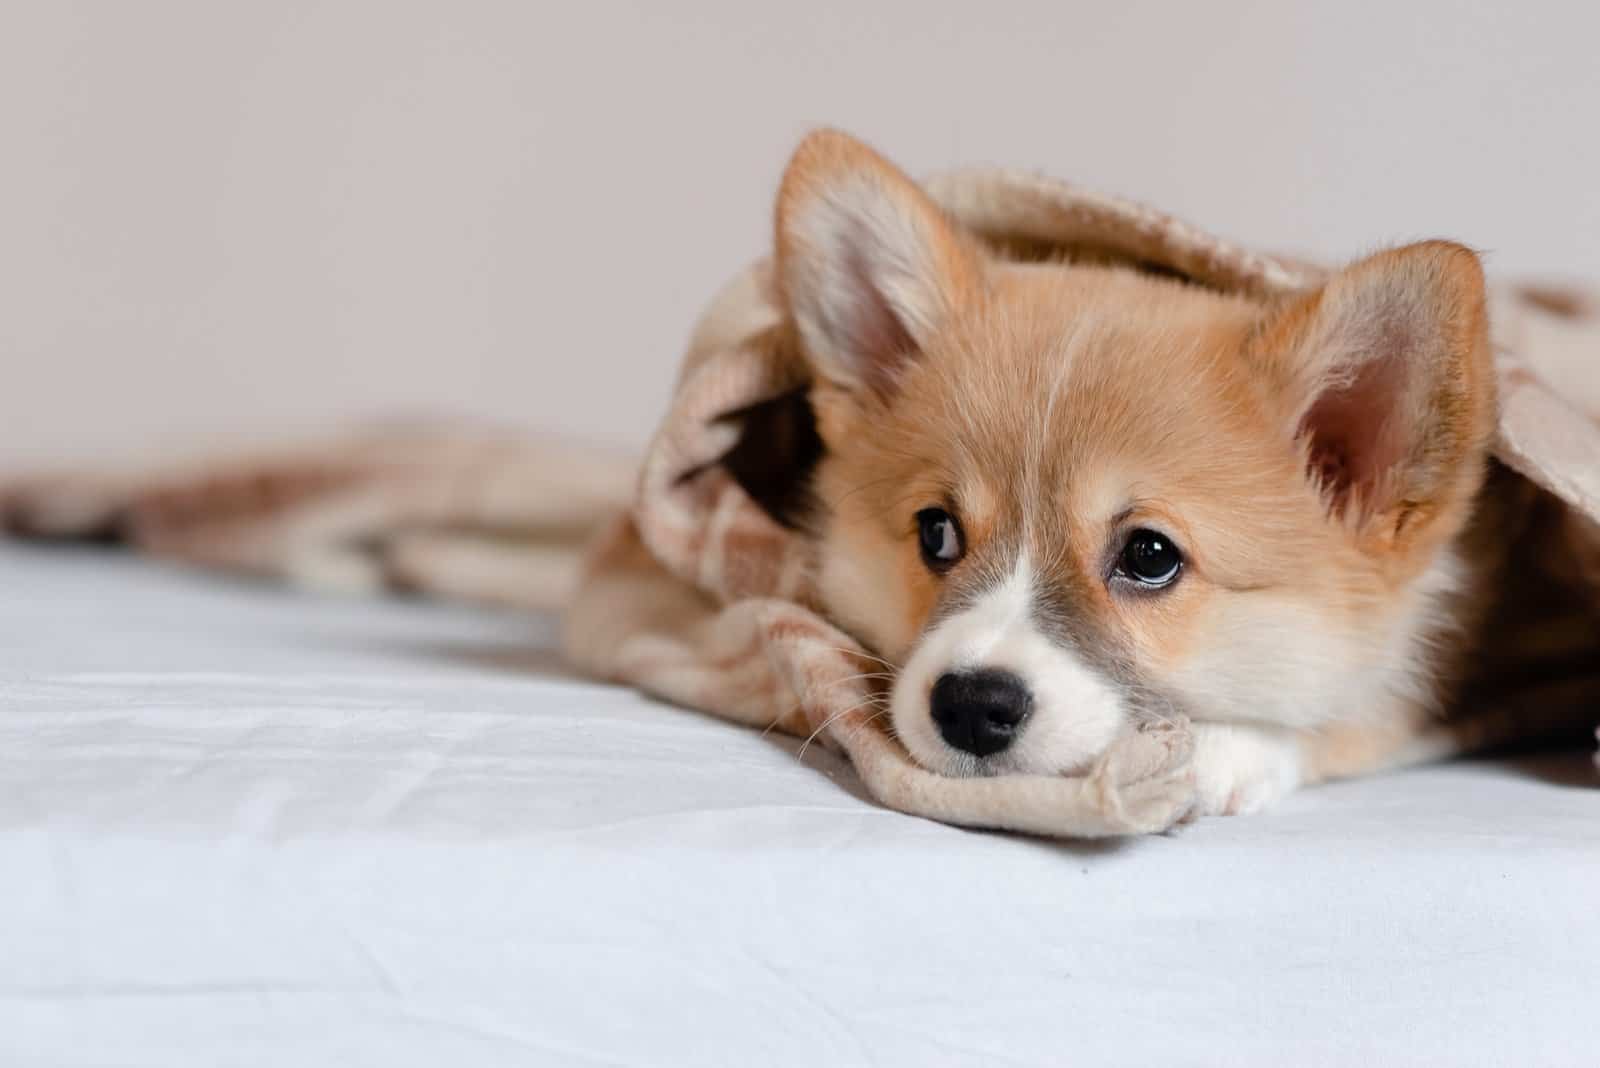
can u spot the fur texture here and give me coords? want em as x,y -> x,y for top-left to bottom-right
775,132 -> 1542,814
7,130 -> 1598,834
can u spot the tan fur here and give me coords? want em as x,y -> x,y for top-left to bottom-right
776,129 -> 1592,807
9,129 -> 1597,834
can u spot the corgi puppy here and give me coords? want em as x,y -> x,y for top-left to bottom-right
769,129 -> 1594,818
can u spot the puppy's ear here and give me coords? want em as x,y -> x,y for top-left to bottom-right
775,129 -> 981,396
1255,241 -> 1496,552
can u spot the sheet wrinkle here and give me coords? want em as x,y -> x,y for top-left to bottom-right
381,1007 -> 634,1068
2,547 -> 1596,1065
510,801 -> 926,839
711,945 -> 877,1065
352,742 -> 460,830
0,981 -> 391,1001
333,923 -> 403,1000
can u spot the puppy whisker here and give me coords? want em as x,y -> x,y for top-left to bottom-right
797,694 -> 892,761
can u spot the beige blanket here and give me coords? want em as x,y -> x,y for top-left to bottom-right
7,169 -> 1599,836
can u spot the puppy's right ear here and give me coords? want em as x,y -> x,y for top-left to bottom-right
1253,241 -> 1495,555
775,130 -> 981,396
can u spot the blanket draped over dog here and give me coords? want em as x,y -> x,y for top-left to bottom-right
7,169 -> 1599,836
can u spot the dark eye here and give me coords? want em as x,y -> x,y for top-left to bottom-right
1118,528 -> 1182,588
917,508 -> 964,570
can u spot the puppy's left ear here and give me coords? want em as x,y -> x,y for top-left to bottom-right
1255,241 -> 1496,554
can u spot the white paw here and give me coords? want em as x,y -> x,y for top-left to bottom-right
1191,723 -> 1303,817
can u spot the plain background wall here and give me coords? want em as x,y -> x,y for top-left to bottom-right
4,1 -> 1598,465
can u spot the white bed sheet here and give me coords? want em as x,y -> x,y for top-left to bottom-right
2,543 -> 1595,1067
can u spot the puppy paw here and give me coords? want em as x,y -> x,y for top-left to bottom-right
1085,718 -> 1197,834
1191,723 -> 1302,817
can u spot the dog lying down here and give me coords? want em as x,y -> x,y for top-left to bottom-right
6,130 -> 1599,837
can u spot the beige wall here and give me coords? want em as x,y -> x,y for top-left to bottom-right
4,1 -> 1597,465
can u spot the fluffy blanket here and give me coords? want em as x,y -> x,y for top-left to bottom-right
7,169 -> 1599,836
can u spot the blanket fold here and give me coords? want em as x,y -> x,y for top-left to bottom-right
7,167 -> 1599,836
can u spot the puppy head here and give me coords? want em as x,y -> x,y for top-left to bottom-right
775,130 -> 1494,777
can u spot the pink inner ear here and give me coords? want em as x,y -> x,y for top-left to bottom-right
840,242 -> 917,395
1300,350 -> 1412,514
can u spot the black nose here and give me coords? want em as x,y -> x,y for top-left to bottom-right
929,669 -> 1033,757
